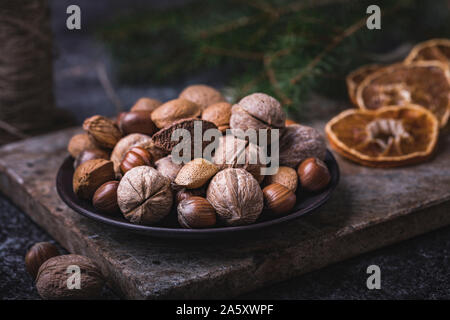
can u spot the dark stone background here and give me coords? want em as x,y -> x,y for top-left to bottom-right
0,0 -> 449,299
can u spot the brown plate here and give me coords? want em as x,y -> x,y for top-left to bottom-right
56,150 -> 339,239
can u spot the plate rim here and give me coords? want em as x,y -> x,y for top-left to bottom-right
56,150 -> 340,238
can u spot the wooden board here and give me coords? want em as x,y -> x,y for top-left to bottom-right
0,125 -> 449,299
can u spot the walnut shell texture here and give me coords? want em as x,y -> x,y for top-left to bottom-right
67,133 -> 97,158
110,133 -> 166,174
155,155 -> 183,181
212,135 -> 265,183
279,124 -> 326,168
83,115 -> 122,149
36,254 -> 104,300
207,168 -> 263,226
151,98 -> 201,129
117,166 -> 173,225
179,84 -> 225,109
73,159 -> 115,200
230,93 -> 286,133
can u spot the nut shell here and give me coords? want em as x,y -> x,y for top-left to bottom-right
83,115 -> 122,149
201,102 -> 231,131
265,166 -> 298,192
177,196 -> 216,228
73,159 -> 115,200
155,155 -> 183,181
36,254 -> 104,300
117,166 -> 173,225
279,124 -> 326,168
297,158 -> 331,192
130,97 -> 162,113
179,84 -> 225,109
118,111 -> 157,136
25,242 -> 60,279
74,148 -> 110,169
151,98 -> 201,129
120,147 -> 152,174
174,158 -> 219,189
263,183 -> 296,216
68,133 -> 97,158
207,168 -> 263,226
92,181 -> 120,214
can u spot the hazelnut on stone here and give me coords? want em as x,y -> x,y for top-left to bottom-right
207,168 -> 263,226
151,98 -> 201,129
83,115 -> 122,149
179,84 -> 225,110
117,166 -> 173,225
25,242 -> 60,279
229,93 -> 286,141
279,124 -> 327,168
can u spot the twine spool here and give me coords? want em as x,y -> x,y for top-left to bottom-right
0,0 -> 54,132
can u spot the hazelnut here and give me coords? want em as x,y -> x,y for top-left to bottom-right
207,168 -> 263,226
177,196 -> 216,228
36,254 -> 104,300
175,187 -> 206,205
73,159 -> 115,200
297,157 -> 331,192
120,146 -> 152,175
201,102 -> 232,132
92,181 -> 120,215
179,84 -> 225,109
264,166 -> 298,192
174,158 -> 218,189
151,98 -> 201,129
74,148 -> 110,169
212,135 -> 265,183
25,242 -> 59,279
118,111 -> 157,136
155,155 -> 183,181
110,134 -> 167,174
262,183 -> 297,216
229,93 -> 286,142
117,166 -> 173,225
67,133 -> 97,158
279,124 -> 326,168
83,115 -> 122,149
130,97 -> 162,113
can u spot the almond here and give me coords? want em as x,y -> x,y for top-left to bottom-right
174,158 -> 219,189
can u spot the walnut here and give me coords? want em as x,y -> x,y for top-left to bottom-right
117,166 -> 173,225
73,159 -> 115,200
36,254 -> 104,300
110,133 -> 167,174
207,168 -> 263,226
212,135 -> 265,183
229,93 -> 286,138
201,102 -> 232,132
67,133 -> 98,158
151,98 -> 201,129
279,124 -> 326,168
179,84 -> 225,109
155,155 -> 183,181
83,115 -> 122,149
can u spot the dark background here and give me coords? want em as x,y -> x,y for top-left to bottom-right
0,0 -> 449,299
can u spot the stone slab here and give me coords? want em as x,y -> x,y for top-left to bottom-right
0,125 -> 449,299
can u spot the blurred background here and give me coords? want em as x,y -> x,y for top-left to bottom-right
1,0 -> 449,144
1,0 -> 450,300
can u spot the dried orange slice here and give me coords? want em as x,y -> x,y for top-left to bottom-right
356,61 -> 450,127
404,38 -> 450,67
325,105 -> 439,167
346,64 -> 381,106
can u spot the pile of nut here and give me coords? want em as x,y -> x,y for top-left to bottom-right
68,85 -> 330,229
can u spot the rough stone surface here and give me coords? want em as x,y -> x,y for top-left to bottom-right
0,125 -> 449,299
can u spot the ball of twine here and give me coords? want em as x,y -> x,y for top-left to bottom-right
0,0 -> 54,133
